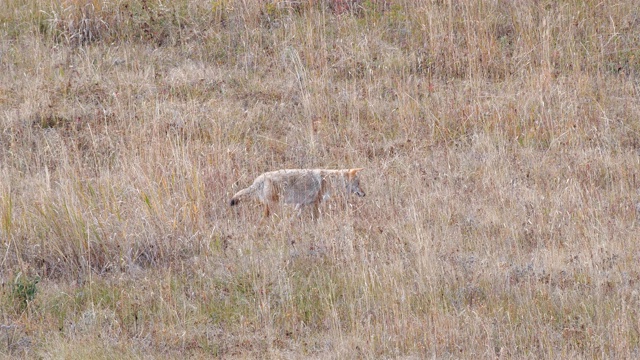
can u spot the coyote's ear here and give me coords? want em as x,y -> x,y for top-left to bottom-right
348,168 -> 364,177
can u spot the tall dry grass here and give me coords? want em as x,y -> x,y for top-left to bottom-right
0,0 -> 639,357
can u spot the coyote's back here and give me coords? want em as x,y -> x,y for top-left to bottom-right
230,168 -> 365,218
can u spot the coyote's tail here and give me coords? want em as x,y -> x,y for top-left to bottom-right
229,185 -> 256,206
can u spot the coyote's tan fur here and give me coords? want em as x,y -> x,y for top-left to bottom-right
230,168 -> 365,218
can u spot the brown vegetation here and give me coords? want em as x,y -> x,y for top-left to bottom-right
1,0 -> 640,357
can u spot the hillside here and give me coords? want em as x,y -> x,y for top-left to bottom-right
1,0 -> 639,357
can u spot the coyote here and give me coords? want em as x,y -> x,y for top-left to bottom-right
230,168 -> 365,218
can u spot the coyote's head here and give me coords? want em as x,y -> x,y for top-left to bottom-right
346,168 -> 366,197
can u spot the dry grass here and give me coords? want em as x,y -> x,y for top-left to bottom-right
1,0 -> 640,357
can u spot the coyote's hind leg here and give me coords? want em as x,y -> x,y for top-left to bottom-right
311,204 -> 320,220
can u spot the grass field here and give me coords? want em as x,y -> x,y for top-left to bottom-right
1,0 -> 640,358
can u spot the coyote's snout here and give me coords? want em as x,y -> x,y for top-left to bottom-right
230,168 -> 365,218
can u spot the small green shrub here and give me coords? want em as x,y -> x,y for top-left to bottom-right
11,272 -> 40,312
